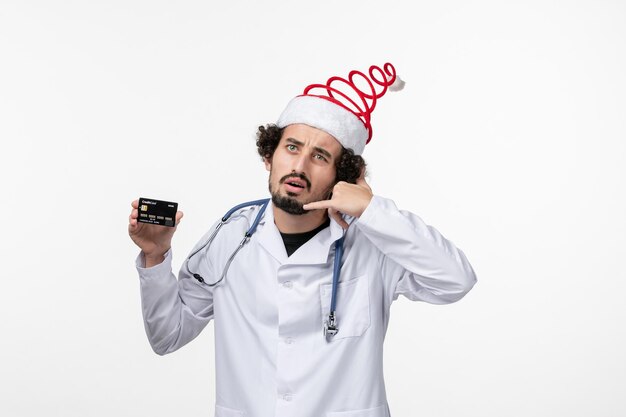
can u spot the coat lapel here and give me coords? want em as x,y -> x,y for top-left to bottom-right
255,201 -> 288,264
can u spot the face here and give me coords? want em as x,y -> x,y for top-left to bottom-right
265,124 -> 343,215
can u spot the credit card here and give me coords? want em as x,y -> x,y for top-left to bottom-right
137,197 -> 178,227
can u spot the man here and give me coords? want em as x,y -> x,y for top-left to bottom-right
128,63 -> 477,417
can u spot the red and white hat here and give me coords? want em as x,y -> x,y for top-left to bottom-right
277,62 -> 404,156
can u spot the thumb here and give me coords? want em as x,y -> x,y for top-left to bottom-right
175,210 -> 184,226
356,166 -> 370,189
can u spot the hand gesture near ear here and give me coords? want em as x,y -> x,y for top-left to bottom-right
303,169 -> 373,229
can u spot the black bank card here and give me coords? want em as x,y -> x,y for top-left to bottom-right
138,197 -> 178,227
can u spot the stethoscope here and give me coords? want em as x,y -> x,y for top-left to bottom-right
185,198 -> 344,341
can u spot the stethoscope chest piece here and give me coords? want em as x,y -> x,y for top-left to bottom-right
324,311 -> 338,341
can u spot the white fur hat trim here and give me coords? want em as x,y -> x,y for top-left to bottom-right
276,95 -> 368,155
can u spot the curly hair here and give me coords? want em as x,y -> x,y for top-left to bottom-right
255,124 -> 366,184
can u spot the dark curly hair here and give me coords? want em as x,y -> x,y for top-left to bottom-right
255,124 -> 366,184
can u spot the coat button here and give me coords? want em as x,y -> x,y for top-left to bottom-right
283,281 -> 293,289
282,393 -> 293,401
284,337 -> 295,345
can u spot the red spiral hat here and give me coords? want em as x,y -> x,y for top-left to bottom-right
277,63 -> 404,155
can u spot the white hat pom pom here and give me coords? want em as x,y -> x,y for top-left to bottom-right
389,75 -> 405,92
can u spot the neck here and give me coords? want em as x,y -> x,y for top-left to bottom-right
273,205 -> 329,234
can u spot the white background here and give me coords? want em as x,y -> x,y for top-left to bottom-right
1,0 -> 625,416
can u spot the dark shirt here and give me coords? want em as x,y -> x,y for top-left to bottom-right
279,218 -> 331,257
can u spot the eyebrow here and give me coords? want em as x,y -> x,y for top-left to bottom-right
286,137 -> 333,160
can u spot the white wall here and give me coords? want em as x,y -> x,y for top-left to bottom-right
1,0 -> 624,416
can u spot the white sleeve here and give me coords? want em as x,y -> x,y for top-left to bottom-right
355,195 -> 477,305
134,232 -> 216,355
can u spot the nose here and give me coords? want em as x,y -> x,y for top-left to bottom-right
292,151 -> 309,174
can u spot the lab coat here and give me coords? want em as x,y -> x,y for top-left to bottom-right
135,195 -> 477,417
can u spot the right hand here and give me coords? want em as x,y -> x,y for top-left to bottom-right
128,199 -> 184,260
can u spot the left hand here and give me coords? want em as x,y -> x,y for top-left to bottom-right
302,170 -> 373,229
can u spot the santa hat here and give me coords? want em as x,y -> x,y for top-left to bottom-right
276,62 -> 404,155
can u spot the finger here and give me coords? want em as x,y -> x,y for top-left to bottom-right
328,208 -> 349,230
175,210 -> 184,225
357,177 -> 371,193
130,208 -> 138,219
302,200 -> 334,211
358,166 -> 366,181
356,167 -> 369,187
131,199 -> 138,209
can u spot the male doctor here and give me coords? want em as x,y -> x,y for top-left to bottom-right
128,63 -> 477,417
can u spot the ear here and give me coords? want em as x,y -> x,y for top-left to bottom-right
264,156 -> 271,172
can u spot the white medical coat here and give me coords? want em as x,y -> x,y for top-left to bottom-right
135,195 -> 477,417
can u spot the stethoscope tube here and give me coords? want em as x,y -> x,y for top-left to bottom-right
185,199 -> 343,341
184,199 -> 270,287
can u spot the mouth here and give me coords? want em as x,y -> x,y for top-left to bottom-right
283,179 -> 306,194
280,175 -> 310,195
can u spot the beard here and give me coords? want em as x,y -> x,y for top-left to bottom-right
269,172 -> 333,215
271,193 -> 307,215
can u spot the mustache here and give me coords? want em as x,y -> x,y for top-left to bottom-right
279,173 -> 311,190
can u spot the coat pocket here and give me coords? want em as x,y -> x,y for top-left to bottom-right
319,274 -> 371,340
214,404 -> 245,417
326,404 -> 389,417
